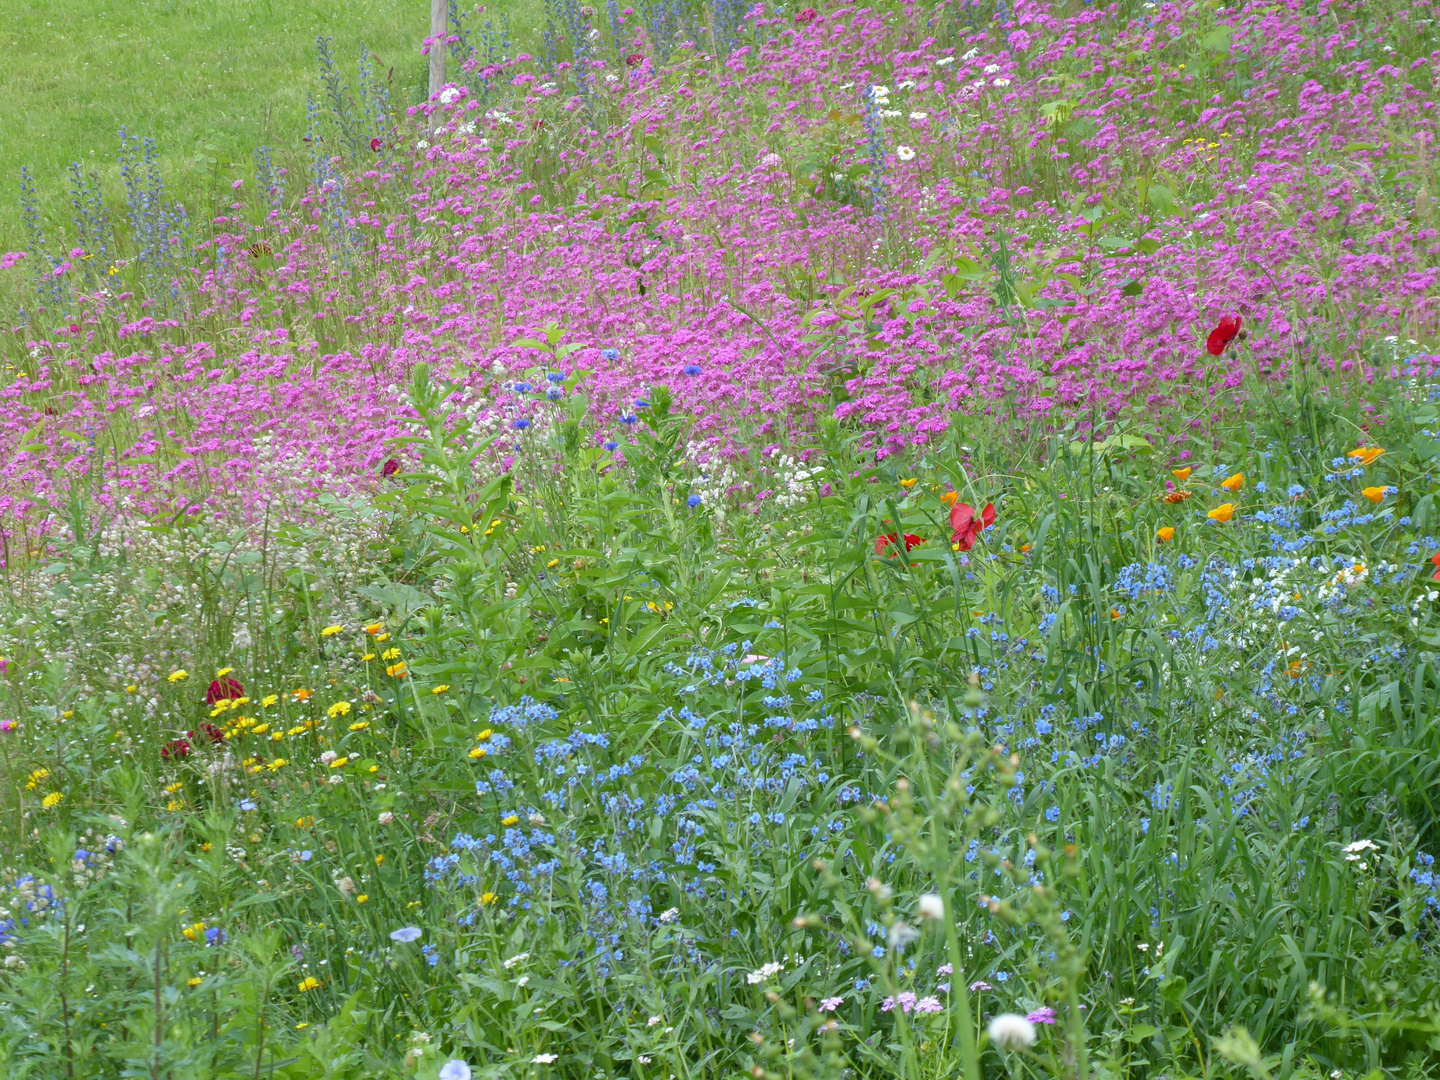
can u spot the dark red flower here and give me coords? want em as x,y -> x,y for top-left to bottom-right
206,676 -> 244,705
949,502 -> 996,551
1205,315 -> 1242,356
875,532 -> 925,556
199,721 -> 226,744
795,7 -> 817,23
369,137 -> 384,152
625,53 -> 644,67
382,458 -> 400,477
1431,552 -> 1440,581
161,737 -> 192,760
68,322 -> 80,335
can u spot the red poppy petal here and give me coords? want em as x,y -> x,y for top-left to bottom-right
980,503 -> 996,530
950,503 -> 974,532
1205,329 -> 1226,356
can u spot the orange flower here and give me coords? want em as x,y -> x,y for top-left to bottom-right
1019,543 -> 1031,553
1162,490 -> 1192,504
1171,467 -> 1192,481
940,491 -> 958,507
1361,486 -> 1387,503
1207,503 -> 1236,523
1156,526 -> 1175,542
1220,473 -> 1244,491
1348,446 -> 1384,467
292,688 -> 313,702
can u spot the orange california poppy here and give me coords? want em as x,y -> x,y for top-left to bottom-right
1220,473 -> 1244,491
1157,526 -> 1175,542
1207,503 -> 1236,523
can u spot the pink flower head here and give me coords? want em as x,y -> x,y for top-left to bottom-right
818,996 -> 843,1013
0,720 -> 17,735
915,996 -> 943,1014
969,981 -> 993,992
795,7 -> 817,23
1026,1007 -> 1057,1025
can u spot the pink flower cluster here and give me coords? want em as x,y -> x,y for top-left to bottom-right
0,0 -> 1435,547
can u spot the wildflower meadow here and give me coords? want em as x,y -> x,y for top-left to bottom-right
2,0 -> 1440,1077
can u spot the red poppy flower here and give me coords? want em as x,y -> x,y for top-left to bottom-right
1205,315 -> 1242,356
1431,552 -> 1440,581
382,458 -> 400,477
625,53 -> 644,67
875,532 -> 925,556
369,137 -> 384,152
206,676 -> 244,705
950,502 -> 996,551
161,737 -> 192,760
795,7 -> 817,23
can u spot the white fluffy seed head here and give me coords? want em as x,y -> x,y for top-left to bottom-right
987,1013 -> 1037,1050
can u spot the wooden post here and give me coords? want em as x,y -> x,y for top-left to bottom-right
428,0 -> 447,100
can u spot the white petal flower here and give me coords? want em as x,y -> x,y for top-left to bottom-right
917,893 -> 945,919
532,1053 -> 558,1064
896,146 -> 916,161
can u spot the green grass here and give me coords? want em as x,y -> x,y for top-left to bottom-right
0,0 -> 537,249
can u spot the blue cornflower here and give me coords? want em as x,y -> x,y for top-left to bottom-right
604,441 -> 619,450
512,418 -> 531,430
546,387 -> 563,401
546,372 -> 565,383
600,348 -> 619,361
683,364 -> 702,375
687,494 -> 702,507
513,381 -> 534,394
634,397 -> 650,409
204,926 -> 226,946
620,414 -> 638,425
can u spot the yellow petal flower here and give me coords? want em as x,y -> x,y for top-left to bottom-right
1347,446 -> 1384,466
321,625 -> 344,636
1157,526 -> 1175,542
1220,473 -> 1243,491
168,670 -> 188,683
1171,467 -> 1192,481
899,477 -> 918,489
1207,503 -> 1236,523
1361,486 -> 1387,503
432,684 -> 450,694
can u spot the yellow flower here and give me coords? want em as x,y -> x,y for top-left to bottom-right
168,670 -> 188,683
261,695 -> 278,707
327,701 -> 352,718
166,800 -> 184,812
267,758 -> 288,771
364,623 -> 384,635
546,558 -> 560,569
164,781 -> 184,794
25,768 -> 49,790
432,684 -> 450,694
251,723 -> 270,736
329,756 -> 349,769
468,746 -> 488,759
386,662 -> 408,678
362,652 -> 376,662
375,633 -> 390,643
1361,486 -> 1388,503
899,477 -> 918,489
42,792 -> 64,809
1207,503 -> 1236,523
295,815 -> 314,828
200,842 -> 212,852
60,710 -> 73,719
125,684 -> 138,694
187,977 -> 205,988
476,729 -> 493,741
298,977 -> 320,992
287,725 -> 307,737
216,667 -> 233,678
182,922 -> 206,941
1171,467 -> 1192,481
599,618 -> 609,625
501,814 -> 520,826
381,647 -> 400,661
270,731 -> 285,742
321,625 -> 344,636
1348,446 -> 1385,466
1157,526 -> 1175,542
1220,473 -> 1244,491
348,720 -> 371,732
375,854 -> 385,865
481,891 -> 498,905
355,894 -> 369,904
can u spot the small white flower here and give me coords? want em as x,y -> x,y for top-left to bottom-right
439,1062 -> 472,1080
378,811 -> 394,825
648,1015 -> 662,1026
987,1014 -> 1037,1050
993,78 -> 1011,88
319,750 -> 337,764
503,952 -> 531,969
888,920 -> 921,948
961,48 -> 979,60
983,63 -> 1001,74
438,87 -> 460,105
531,1053 -> 558,1064
936,56 -> 955,66
638,1056 -> 653,1065
897,79 -> 916,90
917,893 -> 945,919
658,907 -> 680,923
747,961 -> 784,985
909,111 -> 928,120
416,139 -> 429,150
896,145 -> 916,162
